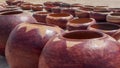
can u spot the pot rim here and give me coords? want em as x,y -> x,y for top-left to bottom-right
88,23 -> 120,33
59,30 -> 108,41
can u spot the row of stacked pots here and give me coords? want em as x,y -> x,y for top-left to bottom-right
0,1 -> 120,68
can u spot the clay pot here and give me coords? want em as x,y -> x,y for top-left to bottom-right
61,8 -> 76,17
90,10 -> 111,22
20,3 -> 33,10
39,30 -> 120,68
0,10 -> 36,56
88,23 -> 120,40
80,5 -> 94,11
44,1 -> 54,6
32,4 -> 43,11
75,10 -> 90,18
33,11 -> 49,23
93,6 -> 109,11
44,5 -> 56,12
46,13 -> 73,29
71,3 -> 83,8
109,8 -> 120,12
51,6 -> 61,13
60,3 -> 71,8
67,18 -> 96,30
106,12 -> 120,24
53,1 -> 63,6
6,23 -> 63,68
6,0 -> 24,6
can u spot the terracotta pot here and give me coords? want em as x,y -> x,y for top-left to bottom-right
51,6 -> 61,13
93,6 -> 109,11
88,23 -> 120,40
75,10 -> 90,18
107,12 -> 120,24
60,3 -> 71,8
44,5 -> 56,12
6,23 -> 63,68
67,18 -> 96,30
53,1 -> 63,6
46,13 -> 73,29
43,1 -> 54,6
6,0 -> 24,6
109,8 -> 120,12
71,3 -> 83,8
90,10 -> 111,22
32,4 -> 43,11
80,5 -> 94,11
0,10 -> 36,56
61,8 -> 76,17
33,11 -> 49,23
20,3 -> 33,10
38,30 -> 120,68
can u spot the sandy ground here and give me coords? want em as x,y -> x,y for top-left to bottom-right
0,0 -> 119,68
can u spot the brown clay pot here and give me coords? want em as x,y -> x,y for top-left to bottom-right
39,30 -> 120,68
6,23 -> 63,68
33,11 -> 49,23
90,10 -> 111,22
109,8 -> 120,12
46,13 -> 73,29
51,6 -> 61,13
107,12 -> 120,24
43,1 -> 54,6
0,10 -> 37,56
53,1 -> 63,6
80,5 -> 94,11
67,18 -> 96,30
88,23 -> 120,40
31,4 -> 43,11
71,3 -> 83,8
93,6 -> 109,11
44,5 -> 56,12
75,10 -> 91,18
6,0 -> 24,6
59,3 -> 71,8
20,3 -> 33,10
61,8 -> 76,17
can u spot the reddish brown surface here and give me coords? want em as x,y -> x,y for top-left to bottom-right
6,23 -> 63,68
39,30 -> 120,68
0,10 -> 36,56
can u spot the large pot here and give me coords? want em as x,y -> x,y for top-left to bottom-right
46,13 -> 73,29
39,30 -> 120,68
6,23 -> 63,68
88,23 -> 120,40
67,18 -> 96,30
0,10 -> 36,56
107,12 -> 120,24
33,11 -> 50,23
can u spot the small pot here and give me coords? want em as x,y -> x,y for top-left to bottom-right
33,11 -> 49,23
20,3 -> 33,10
51,6 -> 61,13
61,8 -> 76,17
93,6 -> 109,11
53,1 -> 63,6
75,10 -> 90,18
44,1 -> 54,6
31,4 -> 43,11
67,18 -> 96,30
80,5 -> 94,11
90,10 -> 111,22
60,3 -> 71,8
88,23 -> 120,40
71,3 -> 83,8
6,23 -> 63,68
44,5 -> 56,12
109,8 -> 120,12
46,13 -> 73,29
6,0 -> 24,6
39,30 -> 120,68
107,12 -> 120,24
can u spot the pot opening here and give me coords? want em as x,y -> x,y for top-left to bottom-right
62,30 -> 103,39
49,13 -> 70,17
90,23 -> 120,30
111,13 -> 120,16
70,18 -> 92,24
1,11 -> 23,15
